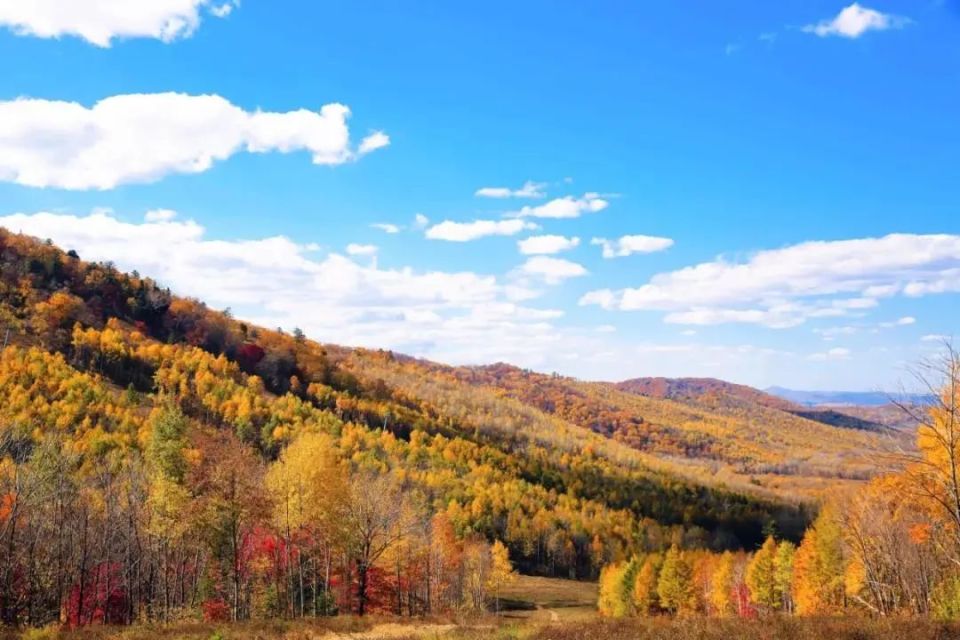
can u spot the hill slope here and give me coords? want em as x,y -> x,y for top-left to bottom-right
415,365 -> 902,497
0,229 -> 901,563
0,228 -> 817,574
617,377 -> 797,411
620,376 -> 908,433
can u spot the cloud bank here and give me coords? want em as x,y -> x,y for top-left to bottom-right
581,233 -> 960,327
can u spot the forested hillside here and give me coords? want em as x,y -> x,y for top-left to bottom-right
597,347 -> 960,621
0,229 -> 894,627
430,364 -> 902,496
619,375 -> 914,433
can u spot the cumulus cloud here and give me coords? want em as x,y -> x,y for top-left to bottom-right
591,234 -> 674,258
475,181 -> 546,199
0,0 -> 239,47
413,213 -> 429,228
516,256 -> 587,285
425,219 -> 537,242
371,223 -> 401,234
144,208 -> 177,222
815,325 -> 859,340
512,193 -> 608,219
357,131 -> 390,156
517,235 -> 580,255
808,347 -> 852,361
209,3 -> 235,18
0,93 -> 385,190
345,243 -> 378,257
879,316 -> 916,328
580,234 -> 960,327
803,3 -> 909,38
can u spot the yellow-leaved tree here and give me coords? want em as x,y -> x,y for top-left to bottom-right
746,536 -> 779,611
899,346 -> 960,564
266,430 -> 349,616
487,540 -> 517,614
633,553 -> 662,616
598,562 -> 627,617
710,551 -> 736,617
657,545 -> 695,615
774,540 -> 796,613
792,503 -> 845,615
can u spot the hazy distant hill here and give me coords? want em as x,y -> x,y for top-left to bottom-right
616,377 -> 797,411
766,386 -> 933,407
614,375 -> 917,434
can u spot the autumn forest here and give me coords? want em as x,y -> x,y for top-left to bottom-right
0,229 -> 955,639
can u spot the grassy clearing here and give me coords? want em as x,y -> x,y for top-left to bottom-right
6,578 -> 955,640
2,617 -> 453,640
5,615 -> 960,640
511,617 -> 960,640
495,574 -> 598,623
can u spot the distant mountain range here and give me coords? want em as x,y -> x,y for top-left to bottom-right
614,377 -> 918,432
765,386 -> 934,408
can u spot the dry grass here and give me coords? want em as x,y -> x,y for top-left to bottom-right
2,617 -> 452,640
6,616 -> 960,640
496,575 -> 598,623
490,617 -> 960,640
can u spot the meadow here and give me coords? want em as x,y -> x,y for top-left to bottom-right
6,577 -> 960,640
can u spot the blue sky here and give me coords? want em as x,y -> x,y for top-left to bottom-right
0,1 -> 957,390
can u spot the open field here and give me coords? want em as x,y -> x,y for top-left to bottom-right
5,578 -> 960,639
496,574 -> 599,623
6,615 -> 960,640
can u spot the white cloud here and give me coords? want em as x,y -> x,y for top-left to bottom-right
580,234 -> 960,327
803,3 -> 908,39
591,234 -> 674,258
662,307 -> 812,329
879,316 -> 915,328
808,347 -> 852,361
516,256 -> 587,285
0,0 -> 238,47
209,3 -> 235,18
921,334 -> 949,343
346,243 -> 378,257
426,219 -> 536,242
371,223 -> 401,234
512,193 -> 608,219
815,325 -> 858,340
144,208 -> 177,222
0,93 -> 384,190
357,131 -> 390,156
413,213 -> 429,228
517,235 -> 580,255
595,325 -> 617,333
475,181 -> 546,199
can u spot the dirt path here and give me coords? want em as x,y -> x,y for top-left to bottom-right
534,603 -> 560,623
321,623 -> 457,639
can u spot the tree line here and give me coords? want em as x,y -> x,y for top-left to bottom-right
598,345 -> 960,620
0,399 -> 516,626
